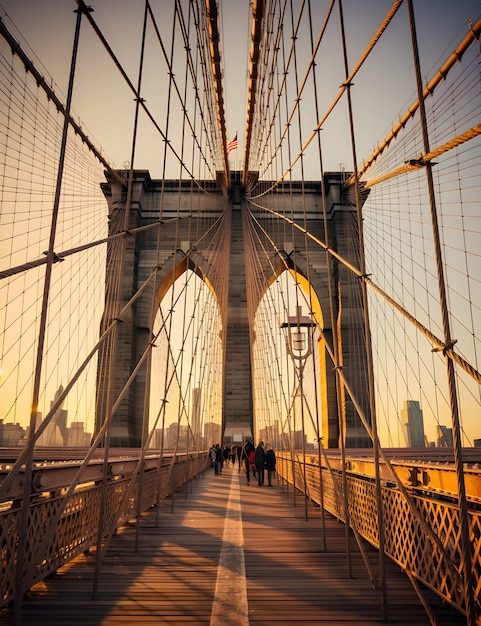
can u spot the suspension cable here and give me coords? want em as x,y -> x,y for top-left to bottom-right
205,0 -> 229,184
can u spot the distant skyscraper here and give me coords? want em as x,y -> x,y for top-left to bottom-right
0,421 -> 25,447
401,400 -> 425,447
204,421 -> 222,447
50,385 -> 68,443
36,385 -> 67,446
65,422 -> 91,447
436,425 -> 453,447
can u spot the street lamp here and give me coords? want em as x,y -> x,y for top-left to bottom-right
280,305 -> 314,363
280,305 -> 314,520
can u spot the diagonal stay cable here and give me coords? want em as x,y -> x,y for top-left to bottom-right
246,198 -> 481,385
75,0 -> 212,192
22,250 -> 220,587
243,201 -> 464,588
250,0 -> 404,197
363,124 -> 481,188
148,1 -> 216,179
0,15 -> 125,189
0,266 -> 160,500
22,312 -> 171,596
0,217 -> 180,280
355,15 -> 481,182
66,277 -> 207,587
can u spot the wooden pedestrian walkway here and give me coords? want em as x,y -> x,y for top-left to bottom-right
0,464 -> 465,625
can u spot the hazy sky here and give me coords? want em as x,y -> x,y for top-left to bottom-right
1,0 -> 479,178
0,0 -> 480,445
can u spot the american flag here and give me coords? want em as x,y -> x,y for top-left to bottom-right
227,134 -> 238,154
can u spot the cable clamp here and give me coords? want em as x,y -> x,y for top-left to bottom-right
468,19 -> 480,42
43,251 -> 64,263
432,339 -> 457,356
406,157 -> 427,167
75,5 -> 94,16
405,156 -> 436,168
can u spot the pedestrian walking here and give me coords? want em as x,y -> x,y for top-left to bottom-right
214,444 -> 223,475
254,440 -> 266,486
223,445 -> 230,467
265,444 -> 276,486
242,440 -> 255,485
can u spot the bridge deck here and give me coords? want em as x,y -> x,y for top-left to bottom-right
0,464 -> 464,625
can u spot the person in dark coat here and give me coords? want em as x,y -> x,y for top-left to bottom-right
223,445 -> 230,467
265,444 -> 276,486
214,444 -> 224,474
242,440 -> 255,485
254,441 -> 266,486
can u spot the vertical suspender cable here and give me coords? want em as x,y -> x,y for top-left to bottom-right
92,0 -> 150,598
243,0 -> 264,185
157,3 -> 180,510
177,0 -> 194,500
281,8 -> 299,508
338,0 -> 387,618
14,6 -> 86,623
290,0 -> 311,522
132,0 -> 152,556
307,0 -> 335,555
406,1 -> 475,623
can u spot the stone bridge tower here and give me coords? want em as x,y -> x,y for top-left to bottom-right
95,170 -> 371,448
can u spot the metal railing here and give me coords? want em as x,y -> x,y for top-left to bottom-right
0,451 -> 211,608
276,452 -> 480,621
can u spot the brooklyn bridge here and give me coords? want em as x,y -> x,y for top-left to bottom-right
0,0 -> 480,623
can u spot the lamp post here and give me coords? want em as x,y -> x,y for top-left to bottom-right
280,305 -> 314,521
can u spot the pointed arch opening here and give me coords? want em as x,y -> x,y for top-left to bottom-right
148,267 -> 223,453
251,268 -> 328,452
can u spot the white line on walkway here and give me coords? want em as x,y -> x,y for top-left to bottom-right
210,469 -> 249,626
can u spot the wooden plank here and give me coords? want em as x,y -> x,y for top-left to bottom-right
0,467 -> 466,625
